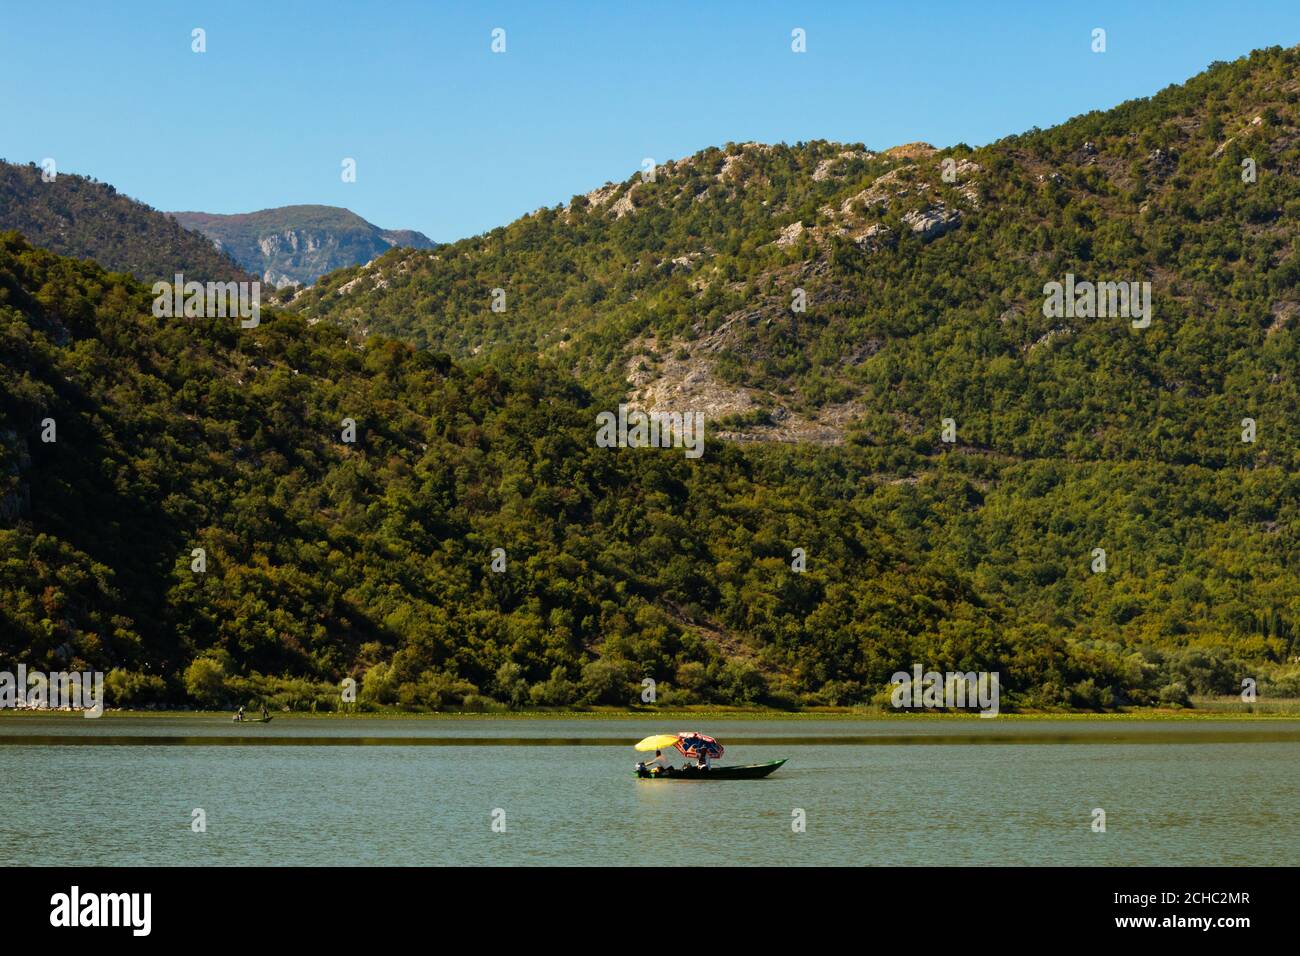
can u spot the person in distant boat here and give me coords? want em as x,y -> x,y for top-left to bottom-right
236,705 -> 245,722
644,749 -> 672,775
697,749 -> 712,770
261,705 -> 268,721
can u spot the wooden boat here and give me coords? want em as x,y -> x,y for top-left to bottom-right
635,759 -> 786,780
232,716 -> 273,723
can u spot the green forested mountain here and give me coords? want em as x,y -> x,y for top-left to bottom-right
170,205 -> 436,289
292,46 -> 1300,465
0,160 -> 249,283
0,231 -> 1082,711
1,230 -> 1296,712
3,46 -> 1300,711
285,46 -> 1300,706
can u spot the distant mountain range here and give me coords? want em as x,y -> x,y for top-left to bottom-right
0,160 -> 436,289
169,205 -> 437,288
0,160 -> 250,282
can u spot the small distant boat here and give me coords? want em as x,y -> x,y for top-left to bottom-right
232,715 -> 273,723
632,733 -> 786,779
635,759 -> 787,781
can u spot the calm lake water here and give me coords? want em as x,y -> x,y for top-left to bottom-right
2,717 -> 1297,866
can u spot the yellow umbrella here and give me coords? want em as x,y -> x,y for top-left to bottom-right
634,734 -> 681,752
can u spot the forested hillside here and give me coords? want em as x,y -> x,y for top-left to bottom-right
283,46 -> 1300,707
0,160 -> 249,283
0,233 -> 1031,710
292,46 -> 1300,463
4,46 -> 1300,711
1,232 -> 1296,710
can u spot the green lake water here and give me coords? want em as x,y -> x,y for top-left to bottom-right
2,717 -> 1297,865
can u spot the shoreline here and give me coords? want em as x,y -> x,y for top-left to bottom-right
2,706 -> 1298,722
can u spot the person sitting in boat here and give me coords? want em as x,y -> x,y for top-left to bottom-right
644,749 -> 672,775
261,705 -> 269,721
235,705 -> 245,722
697,749 -> 712,770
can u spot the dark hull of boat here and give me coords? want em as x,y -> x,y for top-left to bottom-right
635,759 -> 786,780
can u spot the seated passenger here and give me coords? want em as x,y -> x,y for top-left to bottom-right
645,749 -> 672,774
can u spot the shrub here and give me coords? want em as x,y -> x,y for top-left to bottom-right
579,658 -> 635,705
104,669 -> 169,708
715,660 -> 768,704
1158,681 -> 1192,707
183,656 -> 229,708
529,666 -> 579,707
493,662 -> 530,709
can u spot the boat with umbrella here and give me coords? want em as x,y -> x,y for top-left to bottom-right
633,732 -> 786,780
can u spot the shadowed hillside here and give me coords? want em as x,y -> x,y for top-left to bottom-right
0,160 -> 250,283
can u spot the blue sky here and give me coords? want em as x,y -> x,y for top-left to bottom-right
2,1 -> 1298,241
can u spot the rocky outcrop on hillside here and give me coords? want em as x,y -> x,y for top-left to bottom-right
171,205 -> 436,287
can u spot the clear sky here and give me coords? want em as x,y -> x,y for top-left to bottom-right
2,1 -> 1298,242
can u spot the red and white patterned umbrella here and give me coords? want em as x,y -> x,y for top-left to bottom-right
674,732 -> 724,760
